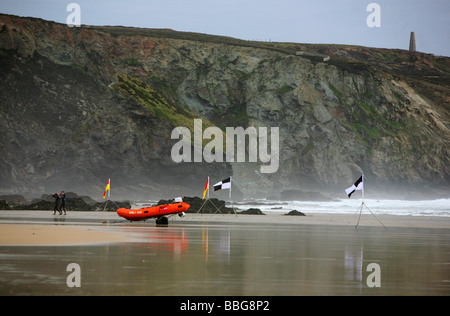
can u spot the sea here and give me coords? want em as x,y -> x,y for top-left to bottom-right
232,198 -> 450,217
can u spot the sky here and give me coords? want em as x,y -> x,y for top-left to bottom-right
1,0 -> 449,56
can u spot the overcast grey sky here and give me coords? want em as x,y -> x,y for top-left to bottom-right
1,0 -> 449,56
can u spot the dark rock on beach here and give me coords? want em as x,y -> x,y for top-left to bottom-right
8,192 -> 130,212
0,195 -> 27,206
13,199 -> 54,211
0,200 -> 11,210
93,200 -> 131,212
284,210 -> 306,216
238,208 -> 266,215
157,196 -> 234,214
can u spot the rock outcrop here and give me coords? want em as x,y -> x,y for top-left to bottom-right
284,210 -> 306,216
157,196 -> 234,214
0,14 -> 449,200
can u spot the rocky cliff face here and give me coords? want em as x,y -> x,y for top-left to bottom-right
0,14 -> 449,200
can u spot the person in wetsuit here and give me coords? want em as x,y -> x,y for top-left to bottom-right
53,193 -> 62,215
59,191 -> 67,215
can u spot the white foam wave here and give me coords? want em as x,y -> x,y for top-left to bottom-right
234,198 -> 450,217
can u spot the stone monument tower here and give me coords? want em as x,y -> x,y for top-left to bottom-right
409,32 -> 416,52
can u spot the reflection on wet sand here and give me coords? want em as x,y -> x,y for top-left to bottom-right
345,244 -> 363,284
0,222 -> 449,296
202,227 -> 231,263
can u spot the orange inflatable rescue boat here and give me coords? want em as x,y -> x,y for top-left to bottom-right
117,198 -> 190,225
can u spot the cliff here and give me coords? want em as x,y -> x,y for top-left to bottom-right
0,14 -> 449,200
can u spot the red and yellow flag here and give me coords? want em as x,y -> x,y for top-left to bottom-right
103,179 -> 110,199
202,177 -> 209,200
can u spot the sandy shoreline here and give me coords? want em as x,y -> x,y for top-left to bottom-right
0,223 -> 135,246
0,210 -> 449,246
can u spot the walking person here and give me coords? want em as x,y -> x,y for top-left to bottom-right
52,193 -> 62,215
60,191 -> 67,215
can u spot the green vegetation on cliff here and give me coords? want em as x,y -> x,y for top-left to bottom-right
111,73 -> 221,147
329,83 -> 405,147
112,73 -> 198,129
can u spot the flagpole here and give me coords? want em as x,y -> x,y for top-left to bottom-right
361,174 -> 364,203
354,173 -> 385,229
103,178 -> 110,212
207,176 -> 210,199
230,177 -> 237,217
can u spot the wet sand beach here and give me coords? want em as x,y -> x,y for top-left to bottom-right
0,211 -> 448,247
0,223 -> 135,246
0,210 -> 449,296
1,210 -> 450,231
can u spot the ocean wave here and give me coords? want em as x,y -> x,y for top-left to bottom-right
233,198 -> 450,217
